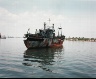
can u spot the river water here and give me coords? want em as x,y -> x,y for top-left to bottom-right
0,38 -> 96,78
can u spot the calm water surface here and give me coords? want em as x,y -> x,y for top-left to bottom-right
0,38 -> 96,78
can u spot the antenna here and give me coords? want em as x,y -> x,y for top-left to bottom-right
48,18 -> 51,24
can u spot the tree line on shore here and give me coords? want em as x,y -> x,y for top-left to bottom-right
65,37 -> 96,42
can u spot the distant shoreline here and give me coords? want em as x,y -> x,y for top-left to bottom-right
65,37 -> 96,42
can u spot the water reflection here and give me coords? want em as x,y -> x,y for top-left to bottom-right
23,46 -> 64,72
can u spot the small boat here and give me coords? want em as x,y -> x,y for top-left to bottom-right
0,33 -> 6,39
23,20 -> 65,49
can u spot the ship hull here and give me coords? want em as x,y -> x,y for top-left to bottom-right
24,38 -> 64,49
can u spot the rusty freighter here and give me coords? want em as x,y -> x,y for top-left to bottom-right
23,20 -> 65,49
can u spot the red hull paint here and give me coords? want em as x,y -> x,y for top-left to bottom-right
50,40 -> 64,48
50,44 -> 63,48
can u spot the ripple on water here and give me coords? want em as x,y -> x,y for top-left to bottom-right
0,39 -> 96,78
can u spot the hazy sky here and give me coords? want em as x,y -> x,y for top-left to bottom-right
0,0 -> 96,38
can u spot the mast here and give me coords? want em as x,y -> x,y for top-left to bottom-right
58,26 -> 62,37
48,18 -> 51,24
44,22 -> 46,30
58,30 -> 59,36
0,33 -> 1,38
